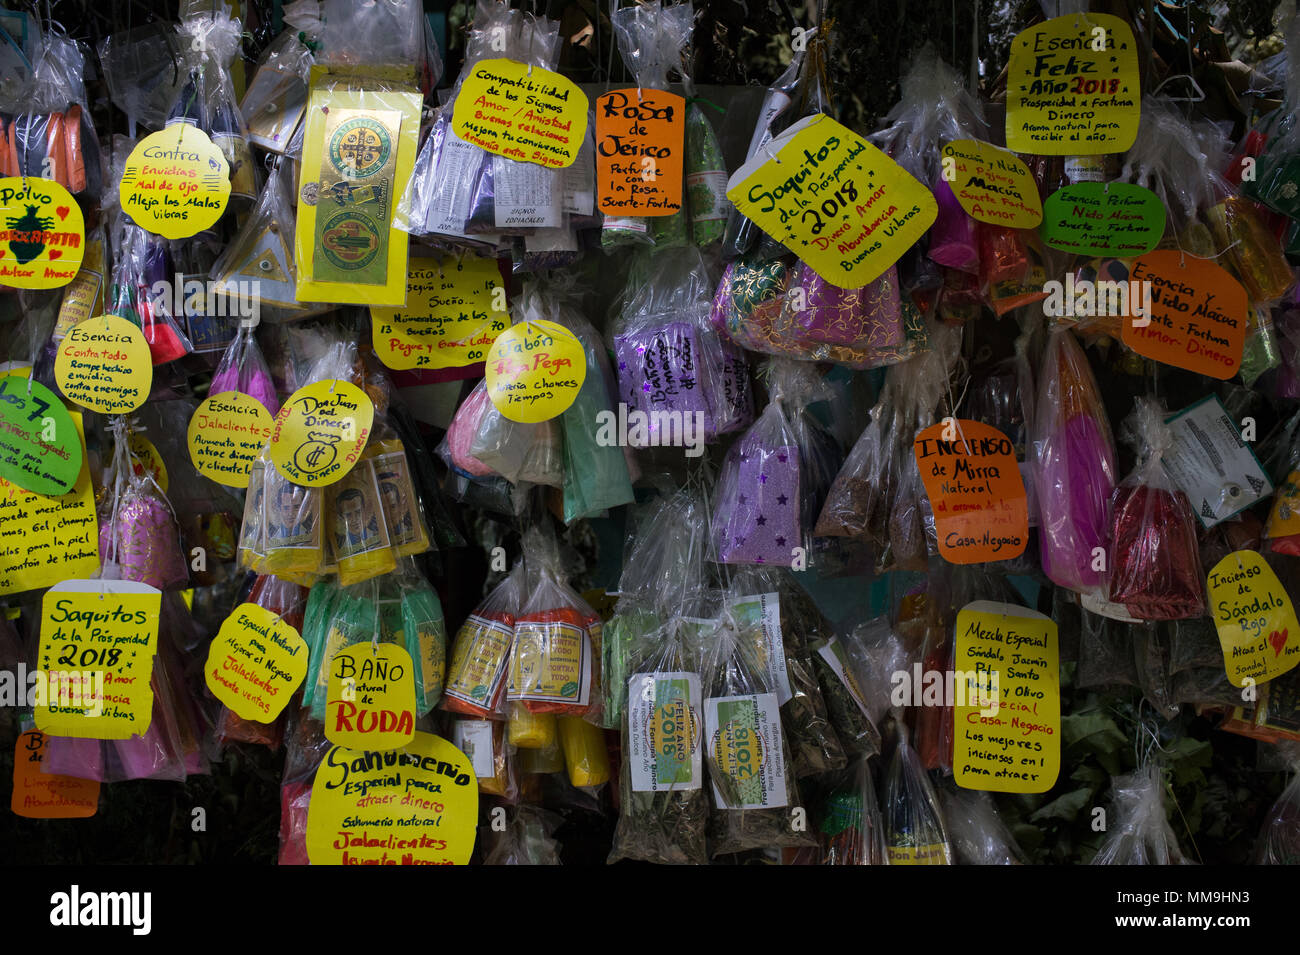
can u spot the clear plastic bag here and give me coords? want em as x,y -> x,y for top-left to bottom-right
108,223 -> 194,366
483,805 -> 564,864
726,566 -> 849,778
443,561 -> 526,718
613,245 -> 752,444
818,759 -> 888,865
1106,398 -> 1206,620
1255,750 -> 1300,864
208,323 -> 280,416
941,787 -> 1026,864
599,0 -> 693,250
713,360 -> 835,567
99,421 -> 189,591
240,1 -> 321,154
703,609 -> 815,857
881,720 -> 952,864
608,616 -> 710,864
1091,762 -> 1191,865
507,528 -> 603,720
1031,329 -> 1117,594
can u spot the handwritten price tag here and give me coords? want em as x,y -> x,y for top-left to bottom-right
0,177 -> 84,289
306,732 -> 478,864
0,412 -> 99,596
452,58 -> 588,169
0,372 -> 81,496
596,89 -> 684,216
1208,551 -> 1300,687
485,319 -> 587,423
941,140 -> 1041,228
914,420 -> 1028,564
1006,12 -> 1140,155
953,600 -> 1060,794
119,125 -> 231,239
205,603 -> 308,722
34,579 -> 161,740
326,643 -> 417,752
1121,250 -> 1248,379
187,392 -> 274,489
54,316 -> 152,415
1040,182 -> 1164,257
371,255 -> 506,370
268,380 -> 374,488
727,114 -> 936,289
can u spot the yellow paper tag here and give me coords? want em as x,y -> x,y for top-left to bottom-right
34,580 -> 161,740
1266,470 -> 1300,539
54,316 -> 153,415
485,319 -> 586,424
326,642 -> 417,751
204,602 -> 308,722
452,58 -> 589,169
0,412 -> 99,596
268,380 -> 374,487
726,114 -> 936,289
953,600 -> 1060,794
887,844 -> 951,865
119,125 -> 231,239
1005,13 -> 1140,155
0,177 -> 85,288
306,731 -> 478,864
1208,551 -> 1300,687
371,254 -> 507,370
940,140 -> 1042,228
187,392 -> 275,488
124,434 -> 168,493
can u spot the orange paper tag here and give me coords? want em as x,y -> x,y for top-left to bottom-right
914,420 -> 1028,564
595,89 -> 684,217
1121,250 -> 1248,379
11,729 -> 99,818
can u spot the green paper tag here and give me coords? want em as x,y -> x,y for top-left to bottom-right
0,373 -> 82,496
1040,182 -> 1165,258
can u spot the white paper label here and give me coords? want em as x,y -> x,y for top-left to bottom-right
705,692 -> 788,809
627,671 -> 703,793
1161,395 -> 1273,529
728,592 -> 792,704
493,156 -> 563,229
451,719 -> 496,779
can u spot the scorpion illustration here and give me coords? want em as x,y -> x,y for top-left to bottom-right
7,204 -> 54,265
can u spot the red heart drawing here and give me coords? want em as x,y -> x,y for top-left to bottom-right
1270,629 -> 1288,657
0,250 -> 7,258
55,206 -> 69,220
48,250 -> 62,261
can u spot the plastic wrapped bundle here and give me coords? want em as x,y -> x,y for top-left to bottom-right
1032,329 -> 1117,594
1256,757 -> 1300,864
608,618 -> 710,864
507,529 -> 603,719
941,787 -> 1026,864
711,255 -> 924,369
819,759 -> 888,865
99,423 -> 188,591
443,562 -> 527,718
882,722 -> 952,864
208,323 -> 280,415
1091,763 -> 1190,865
703,609 -> 815,857
613,246 -> 752,444
713,360 -> 835,567
1106,398 -> 1206,620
